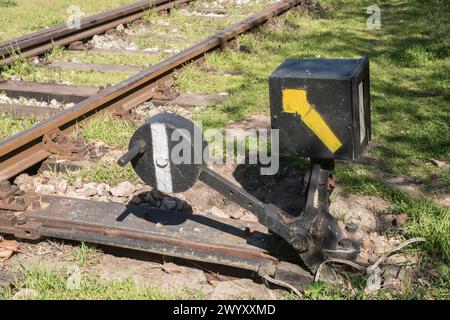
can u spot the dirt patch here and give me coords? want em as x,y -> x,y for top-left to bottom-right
327,187 -> 422,294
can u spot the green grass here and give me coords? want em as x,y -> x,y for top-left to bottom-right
335,165 -> 449,262
137,1 -> 272,51
0,0 -> 17,8
0,0 -> 135,42
75,242 -> 98,266
0,113 -> 39,139
2,58 -> 131,86
329,163 -> 449,299
64,159 -> 137,185
67,113 -> 140,185
76,113 -> 139,148
175,64 -> 246,94
0,264 -> 204,300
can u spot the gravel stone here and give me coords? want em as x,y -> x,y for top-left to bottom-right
230,208 -> 246,220
73,177 -> 83,189
161,197 -> 177,210
430,158 -> 446,168
96,183 -> 110,196
12,288 -> 39,300
55,180 -> 68,194
110,196 -> 127,204
240,212 -> 258,222
35,183 -> 55,194
109,181 -> 136,197
207,206 -> 229,219
76,184 -> 97,197
14,173 -> 33,186
175,198 -> 186,211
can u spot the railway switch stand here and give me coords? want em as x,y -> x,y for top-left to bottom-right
119,58 -> 371,272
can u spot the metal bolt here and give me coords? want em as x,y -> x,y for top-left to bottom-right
345,223 -> 358,233
16,216 -> 27,225
156,157 -> 169,168
0,180 -> 11,191
338,238 -> 353,250
32,200 -> 41,210
291,235 -> 310,253
15,197 -> 26,206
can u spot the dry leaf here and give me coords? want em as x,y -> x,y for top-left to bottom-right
0,237 -> 20,261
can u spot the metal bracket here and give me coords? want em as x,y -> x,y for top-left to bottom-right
0,210 -> 41,240
42,129 -> 89,161
295,162 -> 359,271
112,75 -> 179,119
0,183 -> 45,239
151,76 -> 179,101
68,41 -> 94,51
218,36 -> 238,52
0,180 -> 34,211
198,162 -> 358,272
198,167 -> 312,254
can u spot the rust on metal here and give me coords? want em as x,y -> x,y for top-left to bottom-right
0,194 -> 282,273
37,218 -> 278,263
0,182 -> 38,212
42,129 -> 90,161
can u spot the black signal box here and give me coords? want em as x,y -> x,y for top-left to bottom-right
269,58 -> 371,161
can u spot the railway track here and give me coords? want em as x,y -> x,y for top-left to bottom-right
0,0 -> 192,66
0,0 -> 314,292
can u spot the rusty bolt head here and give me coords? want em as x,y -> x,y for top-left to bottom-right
32,200 -> 41,210
16,215 -> 27,225
0,180 -> 11,191
15,197 -> 26,206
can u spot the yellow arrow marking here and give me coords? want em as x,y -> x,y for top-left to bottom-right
282,89 -> 342,153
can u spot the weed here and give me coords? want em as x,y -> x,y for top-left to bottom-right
75,242 -> 97,266
0,264 -> 204,300
76,113 -> 139,149
0,0 -> 16,8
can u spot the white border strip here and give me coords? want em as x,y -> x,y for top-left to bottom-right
151,123 -> 173,193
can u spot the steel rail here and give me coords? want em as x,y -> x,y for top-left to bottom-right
0,195 -> 314,287
0,0 -> 167,49
0,0 -> 303,180
0,0 -> 190,65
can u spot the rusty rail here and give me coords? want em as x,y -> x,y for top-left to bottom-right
0,0 -> 191,65
0,0 -> 303,180
0,194 -> 314,289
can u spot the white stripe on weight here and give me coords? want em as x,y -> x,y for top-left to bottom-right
151,122 -> 173,193
358,81 -> 366,143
